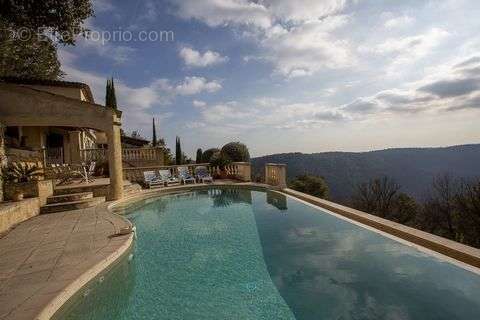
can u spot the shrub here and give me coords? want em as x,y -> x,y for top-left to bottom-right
289,175 -> 329,199
221,142 -> 250,162
202,148 -> 220,163
210,151 -> 232,169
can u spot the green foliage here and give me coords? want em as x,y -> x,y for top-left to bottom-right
0,0 -> 93,79
2,162 -> 42,183
289,175 -> 329,199
1,0 -> 93,45
152,118 -> 158,147
221,142 -> 250,162
105,77 -> 117,109
175,136 -> 182,165
196,148 -> 203,163
210,151 -> 232,169
202,148 -> 219,163
0,32 -> 62,79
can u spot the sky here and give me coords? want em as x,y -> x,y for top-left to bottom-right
59,0 -> 480,157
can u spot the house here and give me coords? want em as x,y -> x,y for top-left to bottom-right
0,77 -> 124,200
0,77 -> 107,164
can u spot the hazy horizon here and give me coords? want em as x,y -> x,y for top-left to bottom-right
61,0 -> 480,158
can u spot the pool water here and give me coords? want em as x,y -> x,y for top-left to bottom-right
59,188 -> 480,320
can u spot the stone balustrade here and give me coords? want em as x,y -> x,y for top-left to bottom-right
80,147 -> 165,166
265,163 -> 287,189
123,162 -> 252,184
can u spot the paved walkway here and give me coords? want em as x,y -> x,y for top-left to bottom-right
0,205 -> 132,320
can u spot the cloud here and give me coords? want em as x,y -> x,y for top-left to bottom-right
173,0 -> 272,29
171,0 -> 355,78
194,99 -> 347,133
384,15 -> 414,29
175,76 -> 222,95
193,100 -> 207,108
179,47 -> 228,67
338,55 -> 480,117
418,78 -> 480,98
261,16 -> 354,77
59,51 -> 223,134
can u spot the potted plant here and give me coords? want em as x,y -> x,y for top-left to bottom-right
210,151 -> 232,179
2,162 -> 43,201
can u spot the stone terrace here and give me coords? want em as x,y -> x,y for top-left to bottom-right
0,205 -> 132,320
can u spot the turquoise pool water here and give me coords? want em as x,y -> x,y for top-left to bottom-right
59,188 -> 480,319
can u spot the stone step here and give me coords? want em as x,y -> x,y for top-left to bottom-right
124,183 -> 142,195
54,181 -> 133,196
40,197 -> 105,214
47,192 -> 94,204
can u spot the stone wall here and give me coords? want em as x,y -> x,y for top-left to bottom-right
4,180 -> 53,206
0,198 -> 40,235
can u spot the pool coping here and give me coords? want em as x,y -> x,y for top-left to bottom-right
33,204 -> 134,320
43,182 -> 480,319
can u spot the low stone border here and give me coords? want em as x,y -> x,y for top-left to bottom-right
282,188 -> 480,269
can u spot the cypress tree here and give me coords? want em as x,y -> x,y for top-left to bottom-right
105,77 -> 118,109
175,136 -> 182,165
196,148 -> 203,163
105,78 -> 111,107
110,77 -> 117,109
152,118 -> 158,147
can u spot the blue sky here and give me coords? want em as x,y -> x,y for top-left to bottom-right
60,0 -> 480,157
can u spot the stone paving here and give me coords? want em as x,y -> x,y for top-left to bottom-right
0,204 -> 132,320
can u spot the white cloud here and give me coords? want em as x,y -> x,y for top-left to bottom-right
193,100 -> 207,108
384,15 -> 414,29
264,0 -> 347,22
261,16 -> 354,77
179,47 -> 228,67
368,28 -> 449,64
171,0 -> 355,78
173,0 -> 272,29
175,76 -> 222,95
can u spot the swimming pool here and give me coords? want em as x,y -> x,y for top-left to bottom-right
58,187 -> 480,319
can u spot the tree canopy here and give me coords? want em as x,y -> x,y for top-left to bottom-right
221,142 -> 250,162
0,0 -> 93,79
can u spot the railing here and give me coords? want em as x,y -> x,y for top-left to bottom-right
80,147 -> 164,165
265,163 -> 287,189
123,162 -> 252,184
45,147 -> 64,164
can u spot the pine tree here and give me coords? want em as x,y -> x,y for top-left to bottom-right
152,118 -> 158,147
175,136 -> 182,165
196,148 -> 203,163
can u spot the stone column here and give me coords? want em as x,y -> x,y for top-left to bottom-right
265,163 -> 287,189
107,124 -> 124,200
68,131 -> 82,164
235,162 -> 251,182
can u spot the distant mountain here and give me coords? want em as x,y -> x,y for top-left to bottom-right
251,144 -> 480,202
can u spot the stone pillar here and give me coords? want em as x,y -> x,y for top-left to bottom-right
68,131 -> 82,164
107,124 -> 124,200
265,163 -> 287,189
235,162 -> 251,182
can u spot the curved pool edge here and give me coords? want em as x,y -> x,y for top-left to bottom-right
36,204 -> 134,320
